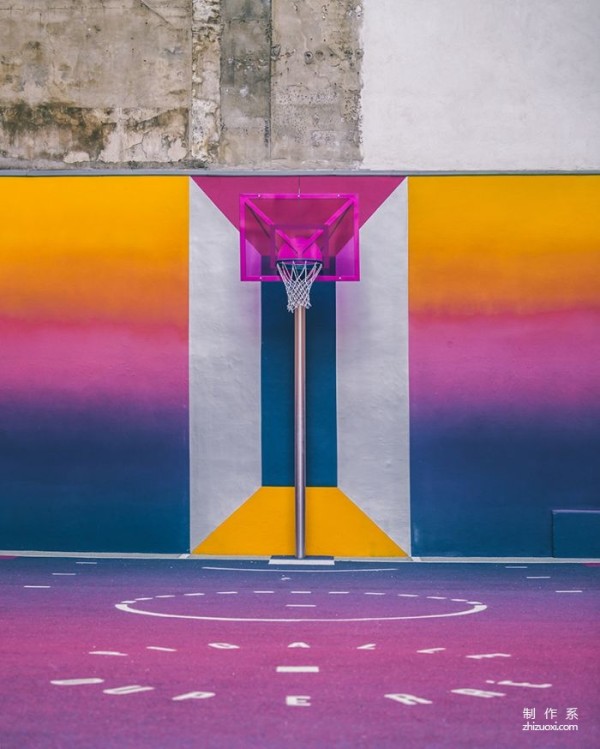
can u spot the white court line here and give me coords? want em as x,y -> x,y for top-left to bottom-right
527,576 -> 551,579
269,559 -> 334,566
76,562 -> 98,565
277,666 -> 319,673
202,566 -> 398,573
328,591 -> 349,594
254,590 -> 275,594
184,593 -> 204,596
103,686 -> 154,695
286,604 -> 316,608
506,565 -> 528,568
116,599 -> 487,623
24,585 -> 51,589
398,594 -> 418,597
147,646 -> 177,652
52,573 -> 76,576
90,651 -> 128,657
290,591 -> 312,594
51,678 -> 104,686
556,590 -> 583,593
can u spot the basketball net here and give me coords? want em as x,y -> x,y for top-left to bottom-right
277,260 -> 323,313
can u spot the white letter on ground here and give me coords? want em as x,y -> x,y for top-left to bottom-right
451,689 -> 506,698
172,691 -> 216,701
286,695 -> 311,707
385,694 -> 433,705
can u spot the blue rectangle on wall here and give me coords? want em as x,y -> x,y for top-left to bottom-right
552,510 -> 600,557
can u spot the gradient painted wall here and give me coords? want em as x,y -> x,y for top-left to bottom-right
0,177 -> 189,552
409,176 -> 600,556
1,175 -> 598,558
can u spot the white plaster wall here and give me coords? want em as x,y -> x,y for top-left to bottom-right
337,182 -> 410,552
361,0 -> 600,171
189,182 -> 261,549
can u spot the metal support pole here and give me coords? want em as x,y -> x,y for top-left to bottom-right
294,306 -> 306,559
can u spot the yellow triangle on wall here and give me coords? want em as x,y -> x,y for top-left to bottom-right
192,486 -> 407,557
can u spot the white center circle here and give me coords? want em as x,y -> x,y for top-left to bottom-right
116,589 -> 487,623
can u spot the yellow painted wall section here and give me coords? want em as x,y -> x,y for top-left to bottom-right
0,176 -> 188,326
193,487 -> 408,557
409,175 -> 600,315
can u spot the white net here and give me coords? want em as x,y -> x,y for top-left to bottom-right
277,260 -> 323,312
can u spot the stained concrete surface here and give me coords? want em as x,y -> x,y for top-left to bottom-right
0,0 -> 362,169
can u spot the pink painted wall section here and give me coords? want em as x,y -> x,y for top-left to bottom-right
0,319 -> 186,410
410,310 -> 600,418
193,175 -> 404,228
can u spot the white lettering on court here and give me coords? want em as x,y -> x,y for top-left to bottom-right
286,695 -> 311,707
385,694 -> 433,706
172,691 -> 216,701
486,680 -> 552,689
451,688 -> 506,698
208,643 -> 240,649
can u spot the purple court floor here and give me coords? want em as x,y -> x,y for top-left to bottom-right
1,556 -> 598,748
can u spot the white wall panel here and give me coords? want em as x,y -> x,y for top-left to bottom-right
362,0 -> 600,171
189,182 -> 261,548
337,181 -> 410,552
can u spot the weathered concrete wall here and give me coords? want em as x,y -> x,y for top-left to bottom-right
0,0 -> 598,170
191,0 -> 221,164
218,0 -> 271,165
0,0 -> 191,166
0,0 -> 362,169
270,0 -> 362,167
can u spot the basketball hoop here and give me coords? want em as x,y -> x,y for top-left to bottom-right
277,259 -> 323,312
240,192 -> 359,559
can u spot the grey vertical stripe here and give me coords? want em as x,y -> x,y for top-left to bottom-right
189,183 -> 262,549
336,182 -> 410,552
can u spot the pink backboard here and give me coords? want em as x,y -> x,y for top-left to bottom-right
240,193 -> 359,281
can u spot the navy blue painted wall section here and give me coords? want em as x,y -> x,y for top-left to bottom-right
261,282 -> 337,487
410,413 -> 600,557
0,403 -> 189,553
